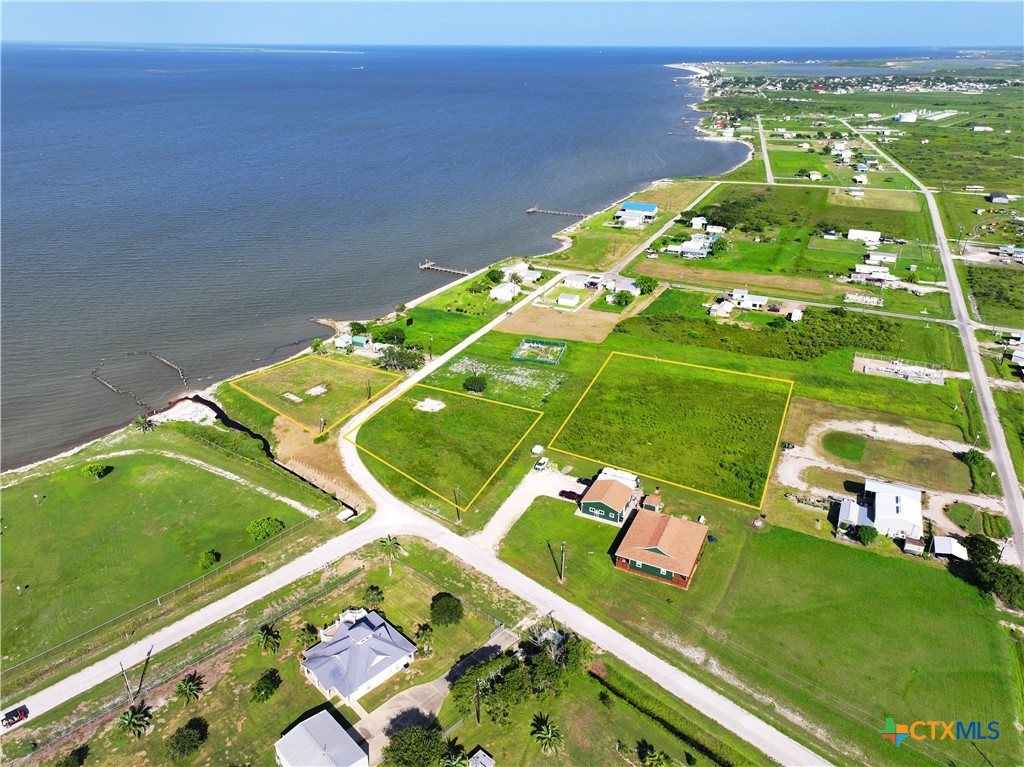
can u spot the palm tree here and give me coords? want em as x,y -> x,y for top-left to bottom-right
132,415 -> 155,433
174,672 -> 204,706
115,704 -> 152,739
252,623 -> 281,654
415,623 -> 434,657
439,739 -> 468,767
377,535 -> 402,577
641,749 -> 675,767
530,712 -> 563,755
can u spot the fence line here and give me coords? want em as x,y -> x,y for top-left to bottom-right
7,566 -> 365,765
4,511 -> 327,680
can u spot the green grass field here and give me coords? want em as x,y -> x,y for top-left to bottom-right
500,498 -> 1023,767
994,390 -> 1024,484
937,190 -> 1024,247
945,502 -> 982,534
0,453 -> 309,664
231,355 -> 401,433
354,385 -> 542,516
550,352 -> 792,507
963,263 -> 1024,327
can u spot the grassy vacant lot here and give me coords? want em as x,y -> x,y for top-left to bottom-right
551,180 -> 712,271
963,263 -> 1024,327
550,352 -> 792,507
819,430 -> 972,493
0,452 -> 308,665
937,190 -> 1024,246
354,385 -> 542,517
230,355 -> 401,433
994,390 -> 1024,484
500,499 -> 1022,767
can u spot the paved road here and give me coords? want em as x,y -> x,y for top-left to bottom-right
841,118 -> 1024,565
756,115 -> 775,183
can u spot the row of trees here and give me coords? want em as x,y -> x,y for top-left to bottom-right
962,534 -> 1024,608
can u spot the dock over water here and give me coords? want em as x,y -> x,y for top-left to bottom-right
419,260 -> 470,276
526,206 -> 587,218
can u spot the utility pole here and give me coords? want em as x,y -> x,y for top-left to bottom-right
973,432 -> 982,451
429,335 -> 434,361
896,338 -> 904,363
319,413 -> 326,434
454,485 -> 462,524
559,541 -> 566,581
120,661 -> 135,704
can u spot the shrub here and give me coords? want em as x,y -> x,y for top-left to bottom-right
486,268 -> 504,284
635,275 -> 658,295
430,592 -> 465,626
381,724 -> 445,767
80,463 -> 112,479
854,525 -> 878,545
198,550 -> 221,570
614,291 -> 635,307
377,347 -> 424,371
163,718 -> 208,761
362,584 -> 384,610
246,517 -> 286,542
250,668 -> 282,702
462,374 -> 488,393
375,327 -> 406,346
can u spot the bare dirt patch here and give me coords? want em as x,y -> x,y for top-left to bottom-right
272,417 -> 371,509
496,289 -> 659,343
634,261 -> 840,298
413,398 -> 446,412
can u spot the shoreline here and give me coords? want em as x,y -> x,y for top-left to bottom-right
2,59 -> 758,478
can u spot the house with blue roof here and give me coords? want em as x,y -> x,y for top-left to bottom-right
614,201 -> 659,229
300,608 -> 416,705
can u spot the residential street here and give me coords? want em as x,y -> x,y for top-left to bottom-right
756,115 -> 775,183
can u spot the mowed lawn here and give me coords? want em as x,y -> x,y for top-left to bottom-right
500,500 -> 1022,767
355,386 -> 542,513
231,355 -> 401,432
0,455 -> 307,663
550,353 -> 792,507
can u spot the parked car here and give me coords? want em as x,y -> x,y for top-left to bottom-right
559,490 -> 582,502
767,304 -> 781,313
533,457 -> 549,471
576,477 -> 591,486
2,706 -> 27,728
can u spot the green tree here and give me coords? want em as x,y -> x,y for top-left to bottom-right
462,374 -> 488,393
132,415 -> 155,433
509,273 -> 523,285
163,717 -> 208,761
378,535 -> 402,576
415,623 -> 434,656
80,463 -> 112,480
115,705 -> 152,739
642,749 -> 675,767
246,517 -> 286,541
430,592 -> 464,626
350,321 -> 368,335
296,622 -> 319,649
311,337 -> 326,355
250,668 -> 282,702
963,533 -> 1000,564
854,525 -> 878,545
530,712 -> 563,755
198,550 -> 220,571
614,291 -> 635,307
439,740 -> 469,767
381,724 -> 445,767
962,449 -> 987,467
362,584 -> 385,611
174,672 -> 204,706
375,327 -> 406,346
710,237 -> 729,256
377,347 -> 424,371
486,268 -> 504,284
635,275 -> 658,295
252,624 -> 281,654
563,635 -> 592,675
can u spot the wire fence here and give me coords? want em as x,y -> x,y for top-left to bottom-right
6,566 -> 365,765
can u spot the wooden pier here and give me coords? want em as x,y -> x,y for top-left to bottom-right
526,206 -> 587,218
419,260 -> 470,276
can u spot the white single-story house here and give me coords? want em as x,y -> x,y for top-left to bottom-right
708,300 -> 734,318
1012,349 -> 1024,366
334,333 -> 353,349
489,283 -> 521,302
300,609 -> 416,706
848,229 -> 882,244
557,293 -> 580,308
275,711 -> 366,767
562,273 -> 591,290
808,171 -> 823,181
852,173 -> 868,185
800,142 -> 811,149
501,261 -> 542,284
852,264 -> 896,282
705,225 -> 727,235
865,253 -> 898,265
690,216 -> 708,230
604,278 -> 641,297
275,710 -> 368,767
729,288 -> 767,310
932,536 -> 970,561
614,201 -> 658,228
837,478 -> 924,540
678,238 -> 712,258
721,128 -> 735,138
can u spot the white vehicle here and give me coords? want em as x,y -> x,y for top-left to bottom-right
534,457 -> 550,471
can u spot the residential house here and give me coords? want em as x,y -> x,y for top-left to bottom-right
972,126 -> 994,132
604,278 -> 641,303
932,536 -> 969,561
501,261 -> 542,284
964,185 -> 986,192
847,229 -> 882,244
468,747 -> 496,767
729,288 -> 768,310
852,173 -> 868,185
705,225 -> 727,235
274,710 -> 368,767
848,188 -> 865,199
613,509 -> 710,590
808,171 -> 823,181
837,478 -> 924,539
689,216 -> 708,230
562,273 -> 591,290
989,191 -> 1010,204
614,201 -> 658,229
489,283 -> 521,302
579,467 -> 642,526
865,253 -> 898,265
557,293 -> 580,308
333,333 -> 353,349
708,299 -> 735,318
852,264 -> 896,283
300,609 -> 416,706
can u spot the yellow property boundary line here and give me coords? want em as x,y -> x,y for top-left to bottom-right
343,384 -> 544,514
548,351 -> 794,511
229,355 -> 404,435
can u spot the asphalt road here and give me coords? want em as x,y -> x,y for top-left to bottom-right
757,115 -> 775,183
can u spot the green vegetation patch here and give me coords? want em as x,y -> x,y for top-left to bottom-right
822,431 -> 972,494
964,264 -> 1024,327
0,454 -> 308,664
230,355 -> 401,433
945,502 -> 982,534
983,513 -> 1014,540
821,431 -> 867,462
550,352 -> 792,507
994,390 -> 1024,484
353,385 -> 542,513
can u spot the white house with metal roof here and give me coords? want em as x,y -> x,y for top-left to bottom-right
489,283 -> 521,302
274,710 -> 368,767
300,609 -> 416,706
614,201 -> 659,228
837,478 -> 924,539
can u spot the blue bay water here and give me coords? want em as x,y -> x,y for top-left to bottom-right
0,45 -> 952,468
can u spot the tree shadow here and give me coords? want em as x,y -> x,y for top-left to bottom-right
445,644 -> 502,683
280,702 -> 356,738
384,707 -> 438,737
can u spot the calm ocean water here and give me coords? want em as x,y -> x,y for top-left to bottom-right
0,45 -> 954,468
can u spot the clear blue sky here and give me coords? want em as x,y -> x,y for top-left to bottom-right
3,2 -> 1023,47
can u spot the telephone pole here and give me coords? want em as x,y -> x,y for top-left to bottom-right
120,661 -> 135,704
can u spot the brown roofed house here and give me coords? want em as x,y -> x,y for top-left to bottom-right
580,478 -> 639,526
613,509 -> 709,590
